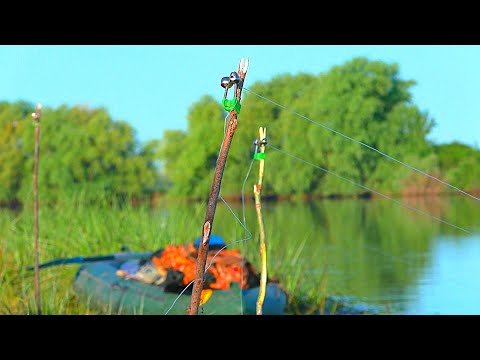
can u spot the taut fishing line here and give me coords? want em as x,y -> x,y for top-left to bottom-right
244,87 -> 480,203
163,237 -> 251,315
163,226 -> 254,315
165,113 -> 257,315
223,113 -> 229,135
268,143 -> 470,234
239,156 -> 257,314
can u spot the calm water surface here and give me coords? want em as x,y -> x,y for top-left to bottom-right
5,194 -> 478,315
208,195 -> 480,315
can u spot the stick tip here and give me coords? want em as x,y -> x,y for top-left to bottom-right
32,103 -> 42,121
243,58 -> 249,73
238,57 -> 249,75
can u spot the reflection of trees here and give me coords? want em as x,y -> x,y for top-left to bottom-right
2,195 -> 477,313
219,197 -> 464,310
131,196 -> 479,311
439,196 -> 480,236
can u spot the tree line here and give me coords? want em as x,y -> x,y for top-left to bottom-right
1,57 -> 479,205
0,101 -> 163,205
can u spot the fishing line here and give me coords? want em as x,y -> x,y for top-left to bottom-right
165,114 -> 256,315
268,143 -> 471,234
219,196 -> 254,241
239,155 -> 257,314
223,112 -> 230,135
164,182 -> 255,315
244,87 -> 480,203
217,148 -> 258,313
163,238 -> 252,315
219,197 -> 249,315
218,111 -> 257,313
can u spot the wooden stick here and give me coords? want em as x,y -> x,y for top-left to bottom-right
187,58 -> 249,315
32,103 -> 42,315
254,127 -> 267,315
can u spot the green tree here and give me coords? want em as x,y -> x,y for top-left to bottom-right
161,95 -> 225,197
4,57 -> 475,204
0,101 -> 33,202
286,57 -> 436,196
0,102 -> 163,204
435,142 -> 480,192
160,57 -> 438,198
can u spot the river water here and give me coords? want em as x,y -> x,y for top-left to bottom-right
210,195 -> 480,314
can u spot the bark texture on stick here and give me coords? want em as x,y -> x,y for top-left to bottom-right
32,103 -> 42,315
187,59 -> 249,315
254,127 -> 267,315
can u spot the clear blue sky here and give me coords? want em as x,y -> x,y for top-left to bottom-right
1,45 -> 479,147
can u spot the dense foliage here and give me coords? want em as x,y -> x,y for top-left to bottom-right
160,57 -> 480,198
0,102 -> 161,204
1,57 -> 479,204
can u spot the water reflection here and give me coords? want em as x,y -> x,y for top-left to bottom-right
209,195 -> 480,314
403,235 -> 480,314
3,194 -> 479,314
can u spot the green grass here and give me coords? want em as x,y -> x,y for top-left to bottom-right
1,193 -> 382,315
0,194 -> 210,314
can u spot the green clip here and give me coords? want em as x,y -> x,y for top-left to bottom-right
222,98 -> 241,113
254,152 -> 266,160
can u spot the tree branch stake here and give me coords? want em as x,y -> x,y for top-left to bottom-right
32,103 -> 42,315
187,58 -> 249,315
254,127 -> 267,315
